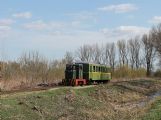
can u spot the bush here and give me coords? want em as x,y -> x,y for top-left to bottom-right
113,65 -> 146,79
154,70 -> 161,78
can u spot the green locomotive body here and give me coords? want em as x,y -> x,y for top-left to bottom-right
62,62 -> 112,86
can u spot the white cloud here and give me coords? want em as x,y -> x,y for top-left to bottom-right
66,11 -> 97,21
149,16 -> 161,24
22,25 -> 149,49
15,30 -> 108,53
50,22 -> 66,29
23,20 -> 68,31
116,26 -> 148,34
23,20 -> 48,30
12,12 -> 32,19
66,11 -> 98,27
23,20 -> 90,31
71,21 -> 81,27
0,19 -> 14,26
0,26 -> 11,31
98,3 -> 138,13
4,24 -> 150,60
0,19 -> 14,37
0,26 -> 12,38
101,26 -> 149,39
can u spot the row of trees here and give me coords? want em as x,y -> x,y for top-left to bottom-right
74,38 -> 152,75
74,24 -> 161,77
0,24 -> 161,86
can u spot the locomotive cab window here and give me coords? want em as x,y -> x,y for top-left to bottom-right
79,66 -> 82,70
73,66 -> 76,70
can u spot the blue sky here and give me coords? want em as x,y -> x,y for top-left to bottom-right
0,0 -> 161,61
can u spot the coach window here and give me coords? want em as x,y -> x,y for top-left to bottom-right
103,67 -> 105,72
90,66 -> 92,72
106,68 -> 109,72
105,68 -> 107,72
107,68 -> 110,72
106,67 -> 108,72
93,66 -> 96,72
99,67 -> 100,72
96,66 -> 99,72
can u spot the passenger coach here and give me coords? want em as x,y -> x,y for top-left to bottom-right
62,62 -> 112,86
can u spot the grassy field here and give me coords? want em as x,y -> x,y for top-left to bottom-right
142,97 -> 161,120
1,79 -> 161,120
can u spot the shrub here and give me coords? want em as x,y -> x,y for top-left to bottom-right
154,70 -> 161,78
113,65 -> 146,79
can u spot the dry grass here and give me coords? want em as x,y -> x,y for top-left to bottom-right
0,78 -> 30,91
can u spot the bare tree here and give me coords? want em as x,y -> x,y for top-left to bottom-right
128,36 -> 141,69
102,43 -> 110,65
91,44 -> 102,64
19,51 -> 49,84
3,61 -> 21,80
142,33 -> 156,76
117,40 -> 128,67
151,24 -> 161,61
128,39 -> 135,69
39,58 -> 49,83
49,59 -> 66,81
104,42 -> 116,71
109,43 -> 116,72
76,45 -> 92,62
64,51 -> 74,64
134,37 -> 141,69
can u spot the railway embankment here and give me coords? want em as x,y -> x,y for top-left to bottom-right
1,79 -> 161,120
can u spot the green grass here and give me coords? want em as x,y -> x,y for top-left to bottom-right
1,79 -> 161,120
142,97 -> 161,120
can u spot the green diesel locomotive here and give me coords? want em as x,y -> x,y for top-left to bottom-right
62,62 -> 112,86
